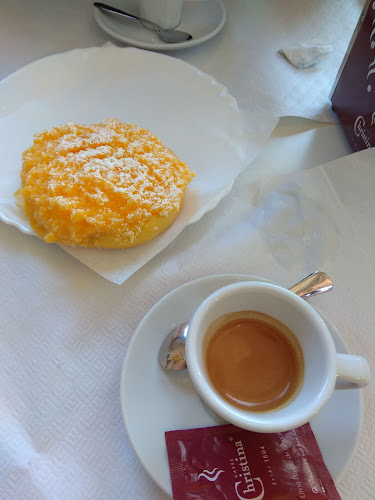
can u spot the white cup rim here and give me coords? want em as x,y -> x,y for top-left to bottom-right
186,281 -> 337,433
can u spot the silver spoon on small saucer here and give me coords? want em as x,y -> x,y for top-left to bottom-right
159,271 -> 333,371
94,3 -> 193,43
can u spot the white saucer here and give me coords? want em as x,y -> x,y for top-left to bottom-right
120,274 -> 363,496
94,0 -> 226,51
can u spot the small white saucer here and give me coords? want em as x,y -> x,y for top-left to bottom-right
120,274 -> 363,496
94,0 -> 226,51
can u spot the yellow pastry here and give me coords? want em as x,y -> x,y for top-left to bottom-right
15,119 -> 195,248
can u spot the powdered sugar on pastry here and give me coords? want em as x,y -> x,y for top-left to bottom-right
15,119 -> 195,248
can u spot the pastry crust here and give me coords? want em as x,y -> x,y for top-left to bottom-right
16,119 -> 195,248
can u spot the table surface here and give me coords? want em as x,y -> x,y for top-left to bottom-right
1,1 -> 374,499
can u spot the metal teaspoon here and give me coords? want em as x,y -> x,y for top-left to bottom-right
93,3 -> 193,43
159,271 -> 333,371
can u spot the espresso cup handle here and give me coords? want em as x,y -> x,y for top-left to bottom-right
335,353 -> 371,389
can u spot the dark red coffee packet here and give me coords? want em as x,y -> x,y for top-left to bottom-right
165,423 -> 341,500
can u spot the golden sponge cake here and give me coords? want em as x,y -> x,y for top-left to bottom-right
15,119 -> 195,248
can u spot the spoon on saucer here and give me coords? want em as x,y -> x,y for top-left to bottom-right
159,271 -> 333,371
93,3 -> 193,43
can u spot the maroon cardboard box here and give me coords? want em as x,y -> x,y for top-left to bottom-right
331,0 -> 375,151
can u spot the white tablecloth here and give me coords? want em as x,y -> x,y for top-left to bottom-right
1,1 -> 374,499
1,126 -> 374,499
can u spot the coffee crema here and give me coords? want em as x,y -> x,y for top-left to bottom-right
204,311 -> 304,413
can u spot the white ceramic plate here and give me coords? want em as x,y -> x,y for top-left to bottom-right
120,274 -> 363,497
0,47 -> 276,283
94,0 -> 226,51
0,46 -> 237,235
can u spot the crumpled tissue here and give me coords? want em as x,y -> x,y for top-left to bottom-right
279,40 -> 333,69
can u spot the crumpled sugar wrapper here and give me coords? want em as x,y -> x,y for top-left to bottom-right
279,40 -> 333,69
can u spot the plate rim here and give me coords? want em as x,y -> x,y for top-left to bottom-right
0,45 -> 234,101
120,273 -> 364,495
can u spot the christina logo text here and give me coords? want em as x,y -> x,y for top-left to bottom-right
234,440 -> 265,500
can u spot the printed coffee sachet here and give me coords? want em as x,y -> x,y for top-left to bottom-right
165,423 -> 341,499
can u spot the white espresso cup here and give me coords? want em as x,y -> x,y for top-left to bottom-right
139,0 -> 183,30
186,281 -> 370,433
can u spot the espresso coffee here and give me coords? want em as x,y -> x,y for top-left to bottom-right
204,311 -> 304,412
